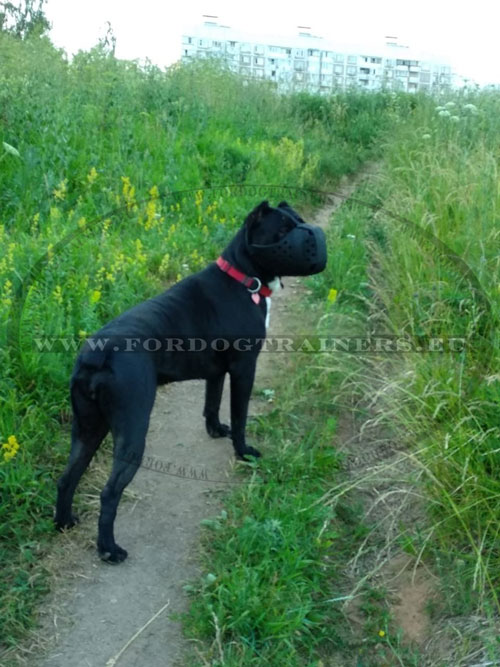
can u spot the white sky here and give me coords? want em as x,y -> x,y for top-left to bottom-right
44,0 -> 500,85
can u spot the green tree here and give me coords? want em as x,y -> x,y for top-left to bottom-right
0,0 -> 50,38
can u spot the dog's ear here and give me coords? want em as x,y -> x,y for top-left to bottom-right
254,200 -> 272,217
245,200 -> 271,230
278,201 -> 290,208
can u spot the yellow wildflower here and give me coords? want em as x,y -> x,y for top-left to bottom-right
378,630 -> 386,638
145,200 -> 156,230
47,243 -> 54,265
121,176 -> 137,211
87,166 -> 98,185
53,285 -> 63,305
101,218 -> 112,238
135,239 -> 146,263
2,279 -> 13,308
53,179 -> 68,201
31,213 -> 40,235
77,217 -> 87,229
149,185 -> 159,199
159,253 -> 170,276
1,435 -> 20,463
50,206 -> 61,222
327,288 -> 338,304
90,290 -> 101,304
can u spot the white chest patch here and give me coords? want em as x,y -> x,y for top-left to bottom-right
267,277 -> 282,292
265,297 -> 271,329
265,277 -> 281,329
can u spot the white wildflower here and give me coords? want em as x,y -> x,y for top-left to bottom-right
422,133 -> 431,140
445,101 -> 456,108
463,103 -> 478,114
438,110 -> 451,118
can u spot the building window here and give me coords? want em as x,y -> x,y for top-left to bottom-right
335,54 -> 344,63
347,66 -> 356,75
286,48 -> 292,55
254,45 -> 264,54
360,67 -> 370,74
347,55 -> 357,63
241,55 -> 251,65
334,64 -> 343,74
254,56 -> 264,66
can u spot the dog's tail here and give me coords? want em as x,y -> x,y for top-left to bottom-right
70,360 -> 112,423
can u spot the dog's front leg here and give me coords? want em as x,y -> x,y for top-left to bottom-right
229,363 -> 261,460
204,374 -> 231,438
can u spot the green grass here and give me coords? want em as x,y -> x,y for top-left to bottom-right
338,92 -> 500,660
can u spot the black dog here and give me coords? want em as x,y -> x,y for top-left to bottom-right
54,200 -> 326,562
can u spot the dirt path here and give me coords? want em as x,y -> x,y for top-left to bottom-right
9,172 -> 373,667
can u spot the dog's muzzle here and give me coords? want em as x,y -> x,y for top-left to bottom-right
248,224 -> 327,276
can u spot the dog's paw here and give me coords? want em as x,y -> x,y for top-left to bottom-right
206,420 -> 231,439
238,446 -> 262,461
98,544 -> 128,564
54,514 -> 80,531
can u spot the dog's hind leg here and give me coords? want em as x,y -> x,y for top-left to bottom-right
204,374 -> 231,438
55,383 -> 109,531
97,359 -> 157,563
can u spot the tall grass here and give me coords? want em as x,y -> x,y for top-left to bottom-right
349,90 -> 500,652
0,31 -> 400,646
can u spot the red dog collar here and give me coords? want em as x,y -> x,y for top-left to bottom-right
216,256 -> 272,300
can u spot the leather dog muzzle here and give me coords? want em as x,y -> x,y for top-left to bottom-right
248,224 -> 327,276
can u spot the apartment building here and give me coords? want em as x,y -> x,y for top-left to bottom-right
181,20 -> 454,93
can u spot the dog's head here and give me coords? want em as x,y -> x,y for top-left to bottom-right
244,200 -> 327,276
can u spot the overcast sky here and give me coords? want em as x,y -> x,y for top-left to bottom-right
45,0 -> 500,85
